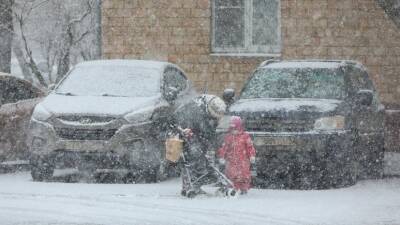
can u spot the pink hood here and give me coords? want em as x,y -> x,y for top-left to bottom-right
229,116 -> 245,133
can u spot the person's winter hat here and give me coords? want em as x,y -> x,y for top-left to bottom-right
205,95 -> 226,119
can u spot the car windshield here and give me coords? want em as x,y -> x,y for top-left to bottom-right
56,65 -> 161,97
241,67 -> 346,99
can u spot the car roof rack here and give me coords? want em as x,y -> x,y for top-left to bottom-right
258,59 -> 365,69
259,59 -> 280,68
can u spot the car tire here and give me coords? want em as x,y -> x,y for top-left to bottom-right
126,137 -> 166,183
366,146 -> 385,179
30,156 -> 54,181
142,163 -> 168,183
354,133 -> 385,180
124,167 -> 158,184
368,136 -> 385,179
323,147 -> 357,189
137,168 -> 156,183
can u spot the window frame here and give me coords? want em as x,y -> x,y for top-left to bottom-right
211,0 -> 282,55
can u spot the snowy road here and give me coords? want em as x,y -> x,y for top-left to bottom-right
0,172 -> 400,225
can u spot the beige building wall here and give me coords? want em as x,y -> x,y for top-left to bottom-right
102,0 -> 400,105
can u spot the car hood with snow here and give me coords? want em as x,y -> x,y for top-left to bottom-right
229,98 -> 343,118
35,93 -> 164,119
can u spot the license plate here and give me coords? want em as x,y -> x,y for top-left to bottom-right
254,137 -> 295,146
63,141 -> 105,151
64,141 -> 80,150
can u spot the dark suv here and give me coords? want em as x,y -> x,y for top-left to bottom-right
220,60 -> 385,189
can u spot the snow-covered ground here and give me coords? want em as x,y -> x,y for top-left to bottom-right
0,170 -> 400,225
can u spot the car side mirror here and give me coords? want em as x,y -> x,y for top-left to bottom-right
164,86 -> 179,102
355,89 -> 373,107
223,88 -> 235,104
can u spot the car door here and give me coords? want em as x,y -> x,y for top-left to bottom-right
0,76 -> 43,161
346,66 -> 385,179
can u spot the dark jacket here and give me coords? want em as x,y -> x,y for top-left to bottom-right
174,95 -> 219,154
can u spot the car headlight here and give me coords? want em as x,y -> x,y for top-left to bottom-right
314,116 -> 345,131
124,108 -> 153,123
32,104 -> 52,122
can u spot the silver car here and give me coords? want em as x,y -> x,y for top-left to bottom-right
29,60 -> 194,181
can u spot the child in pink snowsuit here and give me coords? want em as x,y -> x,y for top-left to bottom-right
218,116 -> 256,194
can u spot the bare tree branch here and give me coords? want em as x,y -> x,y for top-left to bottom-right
12,41 -> 33,82
15,11 -> 47,87
72,30 -> 91,46
68,0 -> 93,27
0,0 -> 14,73
11,0 -> 101,87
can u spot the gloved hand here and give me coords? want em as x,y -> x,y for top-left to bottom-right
218,158 -> 225,165
250,157 -> 256,164
182,128 -> 193,138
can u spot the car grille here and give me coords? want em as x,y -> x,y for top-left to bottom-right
57,115 -> 116,124
55,128 -> 118,140
245,118 -> 314,132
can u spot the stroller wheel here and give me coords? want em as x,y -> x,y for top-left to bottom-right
226,188 -> 238,198
186,190 -> 197,198
181,190 -> 187,197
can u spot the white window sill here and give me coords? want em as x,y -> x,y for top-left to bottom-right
210,53 -> 281,58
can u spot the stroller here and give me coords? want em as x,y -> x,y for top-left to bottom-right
166,127 -> 238,198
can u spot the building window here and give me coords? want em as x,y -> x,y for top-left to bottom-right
212,0 -> 281,55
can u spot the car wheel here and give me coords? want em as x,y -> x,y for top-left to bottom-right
157,159 -> 179,181
366,146 -> 385,179
296,165 -> 320,190
77,156 -> 98,181
30,156 -> 54,181
143,165 -> 166,183
123,167 -> 158,184
323,147 -> 357,189
126,138 -> 165,183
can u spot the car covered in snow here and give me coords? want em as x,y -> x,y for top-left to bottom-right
28,60 -> 194,181
0,73 -> 44,162
220,60 -> 385,189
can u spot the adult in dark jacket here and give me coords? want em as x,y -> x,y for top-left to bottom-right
174,94 -> 226,195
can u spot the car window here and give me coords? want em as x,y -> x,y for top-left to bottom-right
241,67 -> 346,100
163,67 -> 188,94
0,77 -> 40,105
347,66 -> 380,107
347,66 -> 373,91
